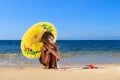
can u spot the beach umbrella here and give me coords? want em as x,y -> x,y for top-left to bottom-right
21,22 -> 57,59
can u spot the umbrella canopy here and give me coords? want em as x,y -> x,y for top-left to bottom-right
21,22 -> 57,59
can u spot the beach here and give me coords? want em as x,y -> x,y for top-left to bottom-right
1,40 -> 120,80
0,63 -> 120,80
1,0 -> 120,79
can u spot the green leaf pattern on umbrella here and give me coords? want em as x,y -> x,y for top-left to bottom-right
41,24 -> 53,32
24,47 -> 40,56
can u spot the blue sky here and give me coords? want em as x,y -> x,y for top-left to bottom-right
0,0 -> 120,40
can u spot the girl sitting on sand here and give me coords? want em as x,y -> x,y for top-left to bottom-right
39,32 -> 60,69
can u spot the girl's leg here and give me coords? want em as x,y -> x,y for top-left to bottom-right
49,55 -> 57,69
44,55 -> 50,69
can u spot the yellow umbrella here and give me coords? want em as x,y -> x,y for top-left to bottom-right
21,22 -> 57,59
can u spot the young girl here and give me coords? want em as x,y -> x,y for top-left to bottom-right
39,32 -> 60,69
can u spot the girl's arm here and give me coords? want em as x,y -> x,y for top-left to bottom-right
50,49 -> 61,60
56,51 -> 61,60
43,45 -> 61,60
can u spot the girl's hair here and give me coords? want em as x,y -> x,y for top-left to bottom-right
41,32 -> 54,45
41,32 -> 59,51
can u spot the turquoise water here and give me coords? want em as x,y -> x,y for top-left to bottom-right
0,40 -> 120,66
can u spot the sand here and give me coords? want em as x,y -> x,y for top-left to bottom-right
0,64 -> 120,80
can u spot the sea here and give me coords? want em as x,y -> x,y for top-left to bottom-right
0,40 -> 120,66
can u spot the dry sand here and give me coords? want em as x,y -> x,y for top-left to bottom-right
0,64 -> 120,80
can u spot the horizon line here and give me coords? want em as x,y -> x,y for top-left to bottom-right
0,39 -> 120,40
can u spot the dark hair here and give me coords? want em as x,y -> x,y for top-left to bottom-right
41,32 -> 54,45
41,32 -> 59,51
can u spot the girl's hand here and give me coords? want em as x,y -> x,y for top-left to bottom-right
47,49 -> 60,60
49,50 -> 58,57
46,49 -> 53,54
46,49 -> 51,54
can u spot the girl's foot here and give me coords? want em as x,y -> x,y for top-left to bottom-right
44,66 -> 49,69
49,67 -> 58,69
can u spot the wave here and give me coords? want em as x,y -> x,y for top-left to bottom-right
0,50 -> 120,59
113,54 -> 120,58
60,50 -> 120,57
0,53 -> 22,58
61,53 -> 80,57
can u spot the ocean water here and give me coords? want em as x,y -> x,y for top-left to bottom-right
0,40 -> 120,66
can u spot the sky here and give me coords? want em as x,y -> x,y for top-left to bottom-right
0,0 -> 120,40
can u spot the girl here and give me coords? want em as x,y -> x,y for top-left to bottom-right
39,32 -> 60,69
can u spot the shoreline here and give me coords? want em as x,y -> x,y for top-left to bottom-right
0,61 -> 120,67
0,62 -> 120,69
